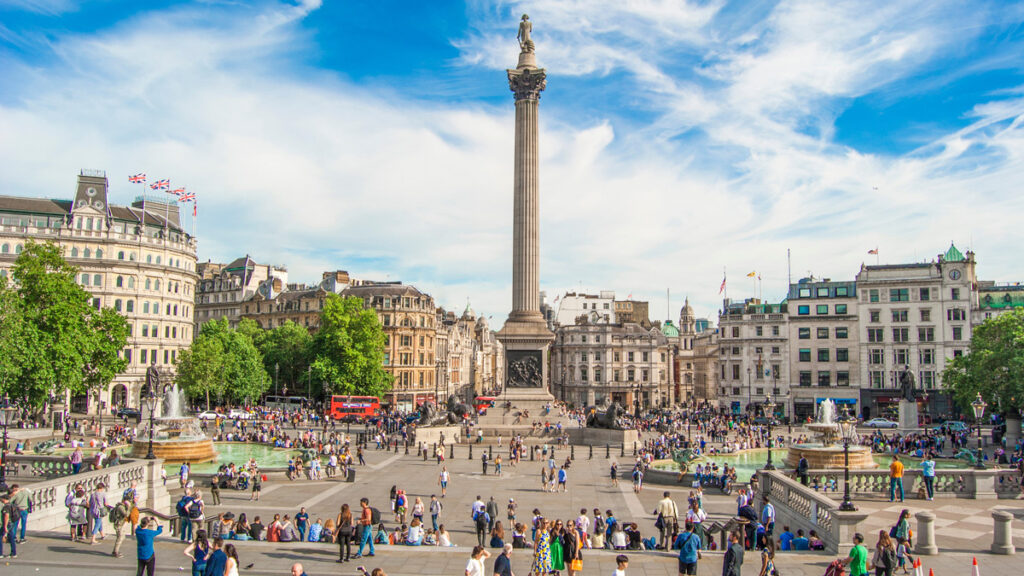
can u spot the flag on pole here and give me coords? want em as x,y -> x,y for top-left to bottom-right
177,192 -> 196,202
149,179 -> 170,190
868,248 -> 878,255
169,187 -> 185,196
746,271 -> 756,278
553,295 -> 560,303
129,173 -> 146,184
193,200 -> 197,217
719,276 -> 726,295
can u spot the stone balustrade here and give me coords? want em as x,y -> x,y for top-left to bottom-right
801,467 -> 1012,499
6,455 -> 99,479
757,470 -> 868,555
22,458 -> 170,532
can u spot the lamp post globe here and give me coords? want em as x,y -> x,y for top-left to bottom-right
970,393 -> 987,470
838,405 -> 858,511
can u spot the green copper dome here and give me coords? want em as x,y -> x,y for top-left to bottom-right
662,320 -> 679,337
943,243 -> 964,262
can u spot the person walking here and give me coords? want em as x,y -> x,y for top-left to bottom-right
756,539 -> 776,576
656,491 -> 679,551
870,530 -> 896,576
475,505 -> 490,548
494,543 -> 515,576
109,495 -> 131,558
722,531 -> 743,576
135,517 -> 163,576
487,497 -> 499,533
430,495 -> 443,531
223,543 -> 240,576
8,485 -> 29,544
184,529 -> 210,576
888,456 -> 905,502
797,455 -> 809,486
177,489 -> 194,543
466,545 -> 490,576
530,519 -> 551,576
202,537 -> 227,576
88,482 -> 110,545
0,492 -> 16,559
336,504 -> 353,563
354,498 -> 375,558
439,467 -> 450,498
840,533 -> 869,576
920,454 -> 936,501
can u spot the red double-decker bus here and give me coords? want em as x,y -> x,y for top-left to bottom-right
474,396 -> 497,415
329,395 -> 380,422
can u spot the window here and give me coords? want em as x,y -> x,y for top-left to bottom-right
954,349 -> 964,358
772,326 -> 780,336
868,328 -> 883,343
816,304 -> 828,314
817,287 -> 830,297
836,286 -> 849,297
96,249 -> 102,259
71,247 -> 79,258
118,251 -> 125,260
799,288 -> 811,298
920,309 -> 931,322
869,289 -> 879,302
922,371 -> 935,389
818,371 -> 831,386
870,371 -> 884,389
919,288 -> 930,301
894,348 -> 909,365
951,288 -> 960,300
145,279 -> 151,290
835,327 -> 848,339
141,350 -> 148,364
892,310 -> 908,322
83,248 -> 91,258
798,328 -> 810,339
869,349 -> 884,365
799,371 -> 811,386
890,288 -> 909,302
156,256 -> 161,265
756,326 -> 763,336
799,349 -> 811,362
628,368 -> 636,381
154,280 -> 160,291
143,302 -> 149,314
142,325 -> 149,337
837,371 -> 850,386
816,327 -> 829,339
920,349 -> 935,365
817,349 -> 830,362
642,369 -> 649,382
953,326 -> 963,341
580,367 -> 588,382
731,365 -> 740,380
869,310 -> 880,322
114,299 -> 122,312
128,277 -> 135,288
918,327 -> 934,342
798,305 -> 810,315
948,309 -> 967,321
772,364 -> 780,378
837,348 -> 849,362
116,276 -> 123,288
731,327 -> 739,337
126,300 -> 134,313
81,273 -> 90,286
93,274 -> 101,286
628,352 -> 635,362
772,347 -> 780,355
642,352 -> 649,362
892,327 -> 909,342
835,304 -> 848,314
580,352 -> 588,362
146,255 -> 152,264
594,352 -> 601,361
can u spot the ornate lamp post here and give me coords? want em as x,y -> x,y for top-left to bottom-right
144,385 -> 158,460
762,394 -> 776,470
0,397 -> 15,491
971,393 -> 987,470
838,404 -> 858,511
274,362 -> 280,396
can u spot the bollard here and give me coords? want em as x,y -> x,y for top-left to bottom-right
589,445 -> 593,460
531,447 -> 535,461
405,442 -> 410,455
433,442 -> 437,456
394,441 -> 399,454
423,444 -> 428,461
571,445 -> 575,460
992,510 -> 1016,554
620,444 -> 625,457
469,444 -> 473,460
489,445 -> 493,459
633,442 -> 637,456
450,444 -> 455,459
606,444 -> 610,459
914,511 -> 939,556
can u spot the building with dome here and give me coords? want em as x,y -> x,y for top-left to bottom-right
0,170 -> 197,412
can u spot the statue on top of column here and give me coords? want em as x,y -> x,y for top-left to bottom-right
517,14 -> 535,53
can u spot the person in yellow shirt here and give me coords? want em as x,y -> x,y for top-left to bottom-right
888,455 -> 905,502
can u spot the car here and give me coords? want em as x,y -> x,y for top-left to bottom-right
934,421 -> 970,433
862,417 -> 899,429
115,407 -> 141,419
228,408 -> 253,420
197,410 -> 220,420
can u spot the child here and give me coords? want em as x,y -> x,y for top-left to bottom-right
896,537 -> 915,574
613,554 -> 629,576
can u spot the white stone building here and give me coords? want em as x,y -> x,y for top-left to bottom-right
554,291 -> 616,326
716,299 -> 788,416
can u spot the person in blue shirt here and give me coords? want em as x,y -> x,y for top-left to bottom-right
135,517 -> 163,576
295,507 -> 309,541
792,528 -> 810,551
761,495 -> 776,537
203,538 -> 227,576
920,454 -> 936,501
674,521 -> 701,575
778,525 -> 795,551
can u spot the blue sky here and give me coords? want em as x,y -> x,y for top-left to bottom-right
2,0 -> 1024,323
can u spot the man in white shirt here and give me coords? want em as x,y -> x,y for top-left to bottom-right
471,496 -> 486,520
655,491 -> 679,550
575,508 -> 590,546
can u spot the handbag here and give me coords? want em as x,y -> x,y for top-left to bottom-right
569,559 -> 582,571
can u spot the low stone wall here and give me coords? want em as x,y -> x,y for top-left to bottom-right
23,458 -> 170,532
7,455 -> 100,479
566,427 -> 639,446
802,468 -> 1011,499
412,425 -> 462,446
757,470 -> 868,555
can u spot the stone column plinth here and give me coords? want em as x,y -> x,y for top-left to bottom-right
914,511 -> 938,556
992,510 -> 1016,555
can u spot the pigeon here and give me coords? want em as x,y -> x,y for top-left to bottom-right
245,563 -> 254,570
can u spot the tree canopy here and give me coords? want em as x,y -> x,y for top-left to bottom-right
310,294 -> 392,398
943,308 -> 1024,415
0,241 -> 129,409
175,317 -> 271,406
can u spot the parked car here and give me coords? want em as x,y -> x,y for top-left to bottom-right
228,408 -> 253,420
197,410 -> 220,420
863,417 -> 899,429
115,408 -> 141,420
933,421 -> 970,433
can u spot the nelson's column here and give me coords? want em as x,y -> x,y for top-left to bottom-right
497,14 -> 556,406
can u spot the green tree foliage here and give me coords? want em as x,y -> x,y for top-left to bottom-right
176,317 -> 270,406
258,320 -> 313,394
0,241 -> 129,409
943,309 -> 1024,415
310,294 -> 392,397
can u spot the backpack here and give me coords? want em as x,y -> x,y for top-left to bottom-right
888,525 -> 898,538
370,507 -> 381,525
882,547 -> 896,571
177,496 -> 191,516
188,499 -> 203,519
476,512 -> 489,529
109,502 -> 128,527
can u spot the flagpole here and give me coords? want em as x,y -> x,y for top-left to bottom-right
164,181 -> 170,233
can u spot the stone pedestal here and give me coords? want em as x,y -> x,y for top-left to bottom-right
898,400 -> 919,431
413,425 -> 462,446
992,510 -> 1016,554
914,511 -> 938,555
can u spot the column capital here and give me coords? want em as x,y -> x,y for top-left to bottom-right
508,67 -> 547,101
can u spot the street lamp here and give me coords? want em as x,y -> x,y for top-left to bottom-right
762,394 -> 776,470
971,393 -> 987,470
838,404 -> 858,511
0,397 -> 15,491
275,362 -> 280,396
746,367 -> 752,416
634,381 -> 642,419
144,385 -> 158,460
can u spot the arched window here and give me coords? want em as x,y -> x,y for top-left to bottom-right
114,299 -> 122,312
156,256 -> 161,265
84,248 -> 91,258
145,279 -> 151,290
93,274 -> 102,286
71,247 -> 79,258
143,302 -> 149,314
128,277 -> 135,288
81,274 -> 90,286
14,244 -> 21,254
118,251 -> 125,260
154,279 -> 161,291
126,300 -> 134,313
96,249 -> 103,259
129,253 -> 136,261
1,244 -> 8,254
116,276 -> 123,288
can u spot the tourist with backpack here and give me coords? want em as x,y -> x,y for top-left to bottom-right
870,530 -> 896,576
87,482 -> 110,545
354,497 -> 376,558
188,489 -> 207,541
475,507 -> 490,547
177,489 -> 194,542
109,496 -> 131,558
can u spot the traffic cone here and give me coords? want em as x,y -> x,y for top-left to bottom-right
916,558 -> 924,576
972,556 -> 980,576
928,570 -> 933,576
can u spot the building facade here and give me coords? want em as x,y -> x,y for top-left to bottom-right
552,320 -> 672,409
239,270 -> 350,330
554,291 -> 616,326
0,170 -> 197,412
786,278 -> 860,421
717,299 -> 788,416
975,282 -> 1024,324
692,327 -> 720,404
854,245 -> 976,420
614,299 -> 652,329
196,256 -> 287,327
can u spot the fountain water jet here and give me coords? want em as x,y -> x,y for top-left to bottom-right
785,400 -> 877,470
130,384 -> 216,463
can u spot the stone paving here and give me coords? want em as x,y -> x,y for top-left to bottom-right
6,436 -> 1024,575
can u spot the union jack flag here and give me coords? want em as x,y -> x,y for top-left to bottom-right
169,188 -> 185,196
149,179 -> 170,190
193,201 -> 197,217
128,173 -> 146,184
177,192 -> 196,202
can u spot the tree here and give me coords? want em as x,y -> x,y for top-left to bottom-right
221,329 -> 271,404
175,335 -> 225,409
259,321 -> 313,396
942,309 -> 1024,415
176,318 -> 270,406
310,294 -> 392,398
0,241 -> 129,410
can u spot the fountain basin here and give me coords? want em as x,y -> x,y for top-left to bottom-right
132,437 -> 216,464
785,444 -> 877,470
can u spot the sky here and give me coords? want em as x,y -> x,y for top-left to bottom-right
2,0 -> 1024,324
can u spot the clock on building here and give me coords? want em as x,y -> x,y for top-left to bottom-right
949,269 -> 962,280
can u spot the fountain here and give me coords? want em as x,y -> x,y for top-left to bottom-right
784,400 -> 877,470
130,383 -> 216,463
